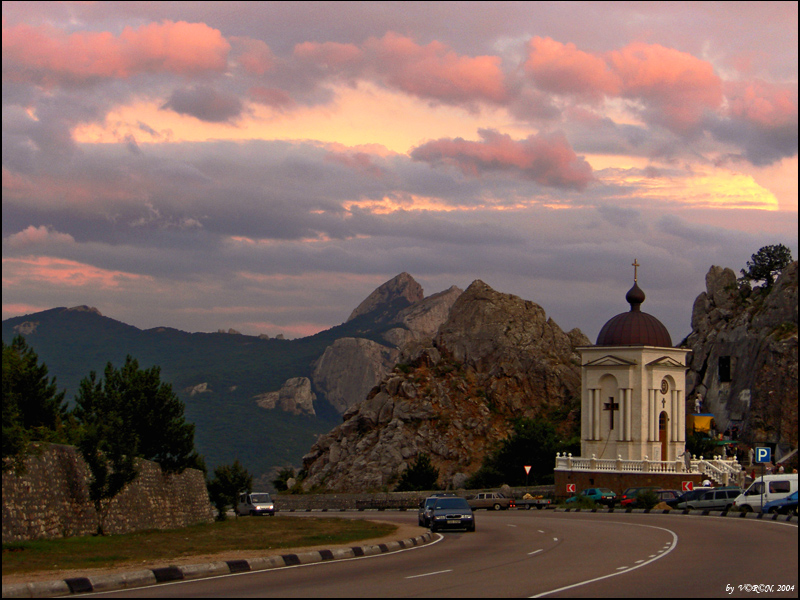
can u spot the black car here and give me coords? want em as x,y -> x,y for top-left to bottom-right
418,493 -> 457,527
429,497 -> 475,532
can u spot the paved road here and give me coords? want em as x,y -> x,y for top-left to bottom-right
90,511 -> 798,598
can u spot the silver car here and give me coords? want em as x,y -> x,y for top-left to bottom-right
676,487 -> 740,511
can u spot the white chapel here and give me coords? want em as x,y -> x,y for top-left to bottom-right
579,261 -> 690,462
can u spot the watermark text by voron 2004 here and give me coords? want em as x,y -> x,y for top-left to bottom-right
726,584 -> 795,594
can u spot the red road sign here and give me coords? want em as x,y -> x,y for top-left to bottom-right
682,481 -> 694,492
524,465 -> 531,474
566,483 -> 576,493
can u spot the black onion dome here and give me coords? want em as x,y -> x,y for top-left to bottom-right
596,282 -> 672,347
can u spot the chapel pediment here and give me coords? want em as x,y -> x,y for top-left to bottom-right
583,355 -> 637,367
646,355 -> 685,368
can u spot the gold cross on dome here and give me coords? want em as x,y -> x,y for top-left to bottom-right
632,258 -> 640,282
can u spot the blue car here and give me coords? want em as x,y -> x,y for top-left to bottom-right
565,487 -> 617,506
761,490 -> 798,515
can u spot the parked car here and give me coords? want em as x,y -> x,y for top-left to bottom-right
654,489 -> 681,504
733,474 -> 798,513
618,486 -> 658,507
418,493 -> 457,526
761,490 -> 798,515
236,492 -> 275,516
565,487 -> 617,506
676,486 -> 741,511
429,497 -> 476,532
467,492 -> 513,511
666,488 -> 705,508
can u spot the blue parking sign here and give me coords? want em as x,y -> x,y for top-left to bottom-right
755,447 -> 771,463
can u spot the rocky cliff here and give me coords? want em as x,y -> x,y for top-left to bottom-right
300,280 -> 589,492
301,276 -> 462,416
684,261 -> 798,458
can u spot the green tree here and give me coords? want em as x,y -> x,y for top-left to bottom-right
73,368 -> 140,535
72,356 -> 199,533
395,453 -> 439,491
739,244 -> 793,289
207,460 -> 253,520
467,418 -> 575,488
2,336 -> 69,472
272,467 -> 296,492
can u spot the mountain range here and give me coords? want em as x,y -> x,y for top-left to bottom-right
4,263 -> 796,489
1,274 -> 460,484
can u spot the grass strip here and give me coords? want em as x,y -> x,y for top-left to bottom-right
2,517 -> 396,576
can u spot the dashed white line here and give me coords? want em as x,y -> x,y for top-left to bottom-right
406,569 -> 452,579
531,522 -> 679,598
528,549 -> 543,556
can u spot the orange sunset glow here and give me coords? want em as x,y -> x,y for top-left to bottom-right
3,1 -> 797,342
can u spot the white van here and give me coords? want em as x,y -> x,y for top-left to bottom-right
236,492 -> 275,516
732,474 -> 797,512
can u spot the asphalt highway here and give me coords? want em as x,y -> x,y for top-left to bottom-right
83,510 -> 798,598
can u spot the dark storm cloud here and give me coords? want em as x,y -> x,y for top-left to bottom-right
161,85 -> 245,123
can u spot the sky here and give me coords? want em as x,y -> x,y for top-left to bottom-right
2,1 -> 798,344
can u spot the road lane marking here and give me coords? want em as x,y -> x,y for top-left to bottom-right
406,569 -> 452,579
528,549 -> 543,555
531,522 -> 678,598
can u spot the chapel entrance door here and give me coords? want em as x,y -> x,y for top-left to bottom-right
659,412 -> 669,461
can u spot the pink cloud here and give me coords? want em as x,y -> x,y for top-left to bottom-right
2,256 -> 151,289
411,129 -> 594,190
524,37 -> 620,100
606,42 -> 723,132
234,37 -> 275,75
364,32 -> 507,105
293,40 -> 364,67
2,20 -> 230,85
6,225 -> 75,249
725,80 -> 797,128
524,38 -> 723,133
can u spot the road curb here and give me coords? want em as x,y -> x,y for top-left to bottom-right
2,531 -> 433,598
556,506 -> 798,522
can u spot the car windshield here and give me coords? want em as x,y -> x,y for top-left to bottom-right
435,498 -> 469,510
599,489 -> 614,494
250,494 -> 272,503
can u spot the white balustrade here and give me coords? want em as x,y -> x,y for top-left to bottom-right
554,452 -> 739,483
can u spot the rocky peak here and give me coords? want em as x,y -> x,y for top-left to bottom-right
685,261 -> 797,456
436,280 -> 582,370
312,277 -> 461,415
301,280 -> 587,492
346,272 -> 424,323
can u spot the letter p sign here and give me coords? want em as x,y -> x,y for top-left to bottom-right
755,447 -> 771,463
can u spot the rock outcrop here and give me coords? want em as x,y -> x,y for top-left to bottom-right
301,280 -> 588,492
311,276 -> 462,415
312,339 -> 401,414
255,377 -> 316,416
347,272 -> 424,323
684,261 -> 798,456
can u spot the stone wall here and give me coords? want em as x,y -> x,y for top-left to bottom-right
273,485 -> 556,511
2,444 -> 213,542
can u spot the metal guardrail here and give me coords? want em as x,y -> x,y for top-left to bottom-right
355,498 -> 420,510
